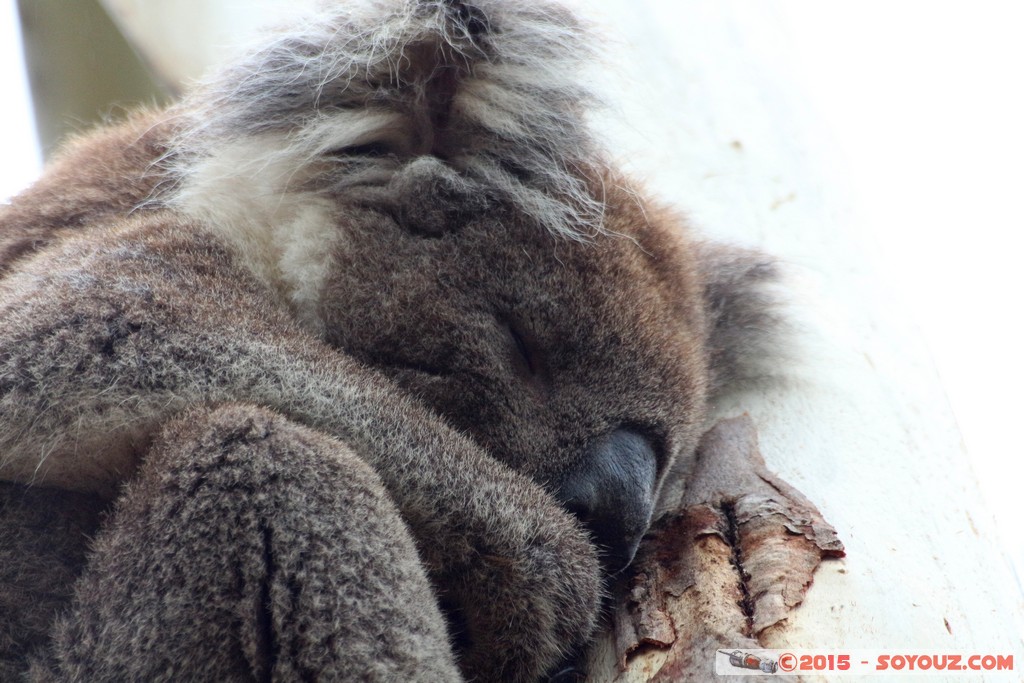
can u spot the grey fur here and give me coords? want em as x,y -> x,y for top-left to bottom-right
698,241 -> 785,393
0,1 -> 780,681
171,0 -> 606,241
0,485 -> 104,680
30,405 -> 463,681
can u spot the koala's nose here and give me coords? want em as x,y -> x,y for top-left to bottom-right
555,428 -> 658,573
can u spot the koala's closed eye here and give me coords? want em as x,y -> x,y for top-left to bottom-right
327,141 -> 395,158
505,321 -> 551,390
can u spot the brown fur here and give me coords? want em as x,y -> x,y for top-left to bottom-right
0,110 -> 173,277
0,1 -> 779,680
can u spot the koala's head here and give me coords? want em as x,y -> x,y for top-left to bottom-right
318,164 -> 716,571
170,0 -> 777,572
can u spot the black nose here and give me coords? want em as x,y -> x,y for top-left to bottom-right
555,428 -> 657,573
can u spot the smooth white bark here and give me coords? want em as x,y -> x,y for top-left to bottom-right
580,1 -> 1023,677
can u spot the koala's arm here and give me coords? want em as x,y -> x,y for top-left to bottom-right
26,404 -> 465,681
0,215 -> 600,681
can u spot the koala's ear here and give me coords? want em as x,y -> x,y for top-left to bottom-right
697,242 -> 783,395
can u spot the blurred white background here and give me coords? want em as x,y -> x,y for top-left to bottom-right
771,2 -> 1024,590
0,1 -> 39,199
0,0 -> 1020,596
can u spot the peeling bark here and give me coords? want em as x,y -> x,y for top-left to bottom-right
586,415 -> 844,682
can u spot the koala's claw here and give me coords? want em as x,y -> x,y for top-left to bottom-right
546,648 -> 589,683
547,665 -> 588,683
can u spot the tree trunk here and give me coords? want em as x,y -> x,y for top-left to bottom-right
581,1 -> 1023,680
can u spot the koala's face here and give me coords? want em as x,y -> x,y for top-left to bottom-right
318,160 -> 710,571
162,0 -> 721,572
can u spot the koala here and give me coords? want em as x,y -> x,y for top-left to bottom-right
0,0 -> 776,681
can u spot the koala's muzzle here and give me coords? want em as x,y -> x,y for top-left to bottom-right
555,428 -> 657,573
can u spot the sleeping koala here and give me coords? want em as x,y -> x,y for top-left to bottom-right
0,0 -> 776,681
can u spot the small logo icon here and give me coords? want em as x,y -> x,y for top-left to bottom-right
727,650 -> 779,674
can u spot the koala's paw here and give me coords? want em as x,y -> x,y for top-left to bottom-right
447,507 -> 602,683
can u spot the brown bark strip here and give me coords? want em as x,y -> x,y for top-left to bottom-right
588,415 -> 844,682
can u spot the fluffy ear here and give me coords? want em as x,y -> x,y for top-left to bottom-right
697,242 -> 784,395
